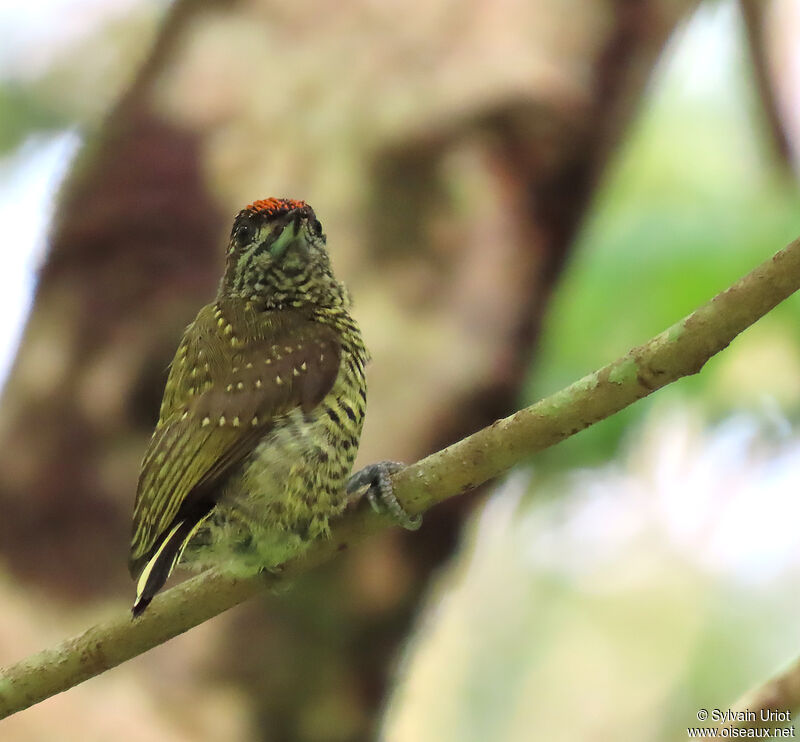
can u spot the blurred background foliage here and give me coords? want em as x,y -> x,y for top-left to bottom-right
1,1 -> 800,741
531,3 -> 800,466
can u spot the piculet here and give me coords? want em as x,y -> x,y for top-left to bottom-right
129,198 -> 418,617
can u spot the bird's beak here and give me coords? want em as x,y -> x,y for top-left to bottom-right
267,217 -> 302,258
269,211 -> 305,258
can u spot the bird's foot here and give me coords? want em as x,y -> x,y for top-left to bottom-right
346,461 -> 421,531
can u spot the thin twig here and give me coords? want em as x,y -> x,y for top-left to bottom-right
1,236 -> 800,720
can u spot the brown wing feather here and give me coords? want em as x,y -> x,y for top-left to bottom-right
129,301 -> 341,575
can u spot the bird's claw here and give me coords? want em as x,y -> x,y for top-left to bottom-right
346,461 -> 422,531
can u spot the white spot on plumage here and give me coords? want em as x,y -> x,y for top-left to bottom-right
201,416 -> 211,427
237,382 -> 244,390
232,416 -> 240,427
219,416 -> 226,426
276,375 -> 283,385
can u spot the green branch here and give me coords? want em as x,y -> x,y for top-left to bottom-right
2,235 -> 800,720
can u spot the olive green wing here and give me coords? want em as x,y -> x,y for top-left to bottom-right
129,304 -> 342,577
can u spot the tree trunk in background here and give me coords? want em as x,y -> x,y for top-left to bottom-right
740,0 -> 796,174
0,0 -> 702,739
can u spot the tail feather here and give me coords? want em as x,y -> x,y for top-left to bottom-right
131,516 -> 207,617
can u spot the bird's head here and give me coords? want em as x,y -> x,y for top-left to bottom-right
220,198 -> 344,309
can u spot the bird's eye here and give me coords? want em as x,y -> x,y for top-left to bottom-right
310,218 -> 322,237
234,220 -> 256,247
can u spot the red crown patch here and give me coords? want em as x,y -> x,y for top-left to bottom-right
245,198 -> 307,217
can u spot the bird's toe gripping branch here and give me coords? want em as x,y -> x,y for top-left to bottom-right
346,461 -> 422,530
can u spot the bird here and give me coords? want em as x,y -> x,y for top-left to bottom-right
129,197 -> 418,617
